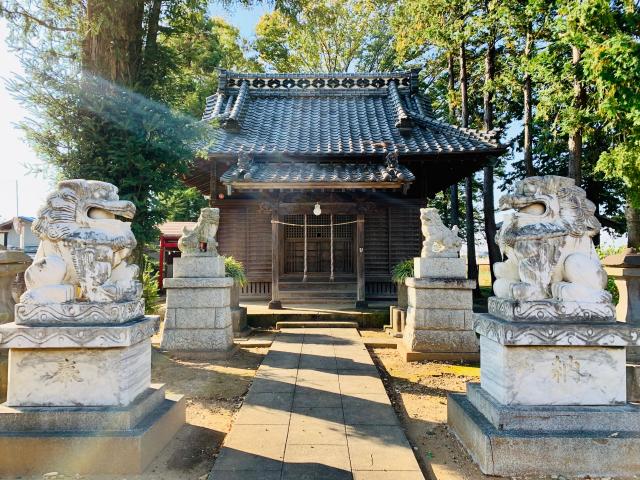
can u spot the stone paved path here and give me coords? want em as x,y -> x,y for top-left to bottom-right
209,328 -> 425,480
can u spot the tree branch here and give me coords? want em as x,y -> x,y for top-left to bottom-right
596,213 -> 625,232
0,6 -> 75,32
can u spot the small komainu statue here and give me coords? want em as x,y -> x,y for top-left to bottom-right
420,207 -> 462,257
178,208 -> 220,257
493,175 -> 610,303
21,179 -> 141,304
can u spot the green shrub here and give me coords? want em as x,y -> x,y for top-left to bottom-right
596,245 -> 624,306
391,259 -> 414,285
225,256 -> 248,287
142,256 -> 160,314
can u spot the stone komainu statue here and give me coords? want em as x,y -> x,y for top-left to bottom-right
493,175 -> 609,303
21,179 -> 141,304
420,207 -> 462,257
178,208 -> 220,256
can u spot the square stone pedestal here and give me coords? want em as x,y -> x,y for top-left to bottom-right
160,255 -> 234,356
448,303 -> 640,476
401,257 -> 478,362
0,315 -> 185,475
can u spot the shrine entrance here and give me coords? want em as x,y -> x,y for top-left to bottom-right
282,214 -> 356,280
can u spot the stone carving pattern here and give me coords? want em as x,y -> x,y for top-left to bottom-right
0,317 -> 155,349
21,179 -> 141,305
178,208 -> 220,257
419,207 -> 462,257
474,313 -> 640,347
15,299 -> 144,325
493,175 -> 610,304
487,297 -> 616,322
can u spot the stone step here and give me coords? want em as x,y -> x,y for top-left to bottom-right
275,321 -> 359,329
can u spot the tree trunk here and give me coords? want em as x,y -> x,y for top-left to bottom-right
568,45 -> 584,185
447,51 -> 456,123
465,176 -> 479,291
459,43 -> 469,128
82,0 -> 145,86
450,184 -> 459,227
140,0 -> 163,88
523,26 -> 534,177
483,33 -> 501,285
627,204 -> 640,250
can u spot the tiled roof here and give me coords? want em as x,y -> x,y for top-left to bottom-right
220,160 -> 415,189
203,70 -> 503,158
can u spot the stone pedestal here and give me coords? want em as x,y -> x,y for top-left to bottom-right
0,310 -> 185,475
230,284 -> 249,337
448,298 -> 640,476
0,250 -> 31,324
400,256 -> 478,362
160,255 -> 234,356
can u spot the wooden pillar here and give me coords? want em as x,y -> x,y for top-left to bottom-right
356,214 -> 367,308
158,235 -> 165,290
268,209 -> 282,309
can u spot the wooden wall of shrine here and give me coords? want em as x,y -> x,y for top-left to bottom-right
215,196 -> 422,300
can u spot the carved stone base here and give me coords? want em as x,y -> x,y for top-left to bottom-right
448,385 -> 640,477
7,339 -> 151,407
15,299 -> 145,325
0,384 -> 185,475
414,256 -> 466,279
488,297 -> 616,323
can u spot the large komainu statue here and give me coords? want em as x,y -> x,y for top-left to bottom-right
420,207 -> 462,257
493,175 -> 609,303
178,208 -> 220,256
21,180 -> 141,304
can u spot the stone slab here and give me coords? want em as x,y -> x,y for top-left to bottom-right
14,299 -> 145,326
448,392 -> 640,476
231,306 -> 248,336
474,312 -> 640,347
173,254 -> 225,278
282,444 -> 351,480
402,326 -> 479,354
7,339 -> 151,407
342,393 -> 398,426
0,392 -> 185,475
488,297 -> 616,323
165,287 -> 230,308
407,286 -> 473,310
480,335 -> 626,405
0,315 -> 156,349
628,363 -> 640,402
345,425 -> 421,471
288,407 -> 346,445
405,307 -> 469,330
211,424 -> 288,472
160,325 -> 234,352
0,384 -> 166,432
466,382 -> 640,432
414,256 -> 466,279
164,307 -> 232,330
405,277 -> 476,290
163,277 -> 233,289
397,343 -> 480,363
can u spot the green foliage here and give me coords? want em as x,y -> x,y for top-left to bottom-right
142,256 -> 160,314
158,186 -> 209,222
224,256 -> 248,287
254,0 -> 398,72
391,259 -> 414,285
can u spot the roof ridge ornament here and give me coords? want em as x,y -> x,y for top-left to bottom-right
388,81 -> 414,132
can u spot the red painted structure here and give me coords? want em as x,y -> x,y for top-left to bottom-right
158,222 -> 195,289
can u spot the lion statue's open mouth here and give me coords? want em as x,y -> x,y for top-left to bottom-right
21,179 -> 142,305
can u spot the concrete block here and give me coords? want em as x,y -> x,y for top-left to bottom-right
0,393 -> 185,475
405,307 -> 467,330
448,392 -> 640,477
466,382 -> 640,432
232,306 -> 248,336
173,255 -> 224,278
403,326 -> 479,354
165,287 -> 230,308
7,340 -> 151,407
414,256 -> 466,278
345,425 -> 421,472
282,444 -> 351,479
407,287 -> 473,310
480,335 -> 626,405
160,325 -> 233,352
